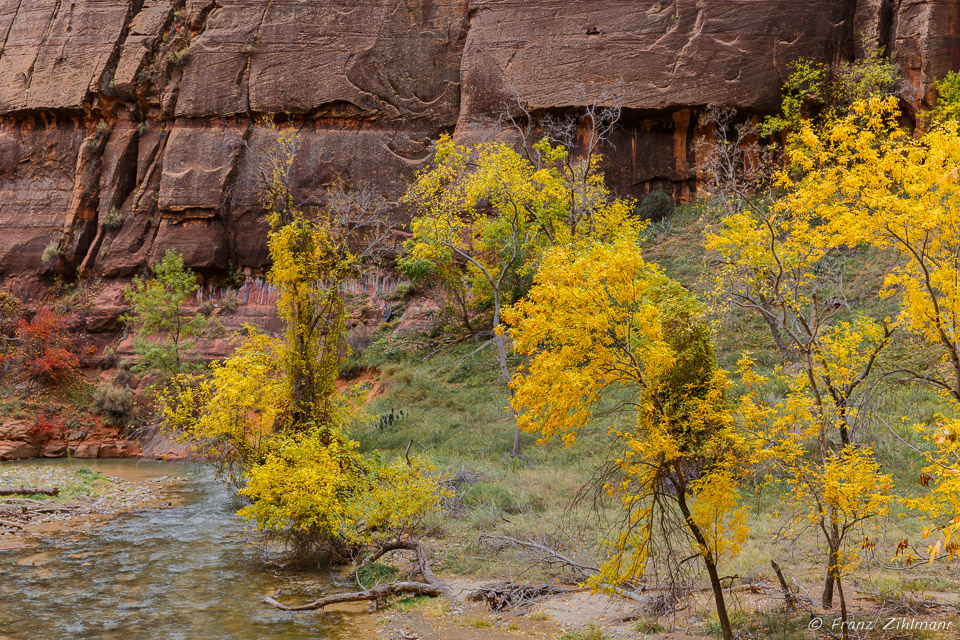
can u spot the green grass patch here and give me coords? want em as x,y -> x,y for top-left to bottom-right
558,623 -> 613,640
390,595 -> 435,612
356,561 -> 401,586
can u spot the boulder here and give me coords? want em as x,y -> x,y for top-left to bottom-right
0,419 -> 36,443
71,441 -> 101,459
0,440 -> 40,461
42,440 -> 67,458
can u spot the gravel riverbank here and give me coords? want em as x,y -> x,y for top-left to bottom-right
0,461 -> 181,548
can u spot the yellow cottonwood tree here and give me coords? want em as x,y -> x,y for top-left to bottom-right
504,238 -> 747,640
706,119 -> 897,609
775,94 -> 960,560
163,120 -> 438,558
403,133 -> 636,456
735,356 -> 893,638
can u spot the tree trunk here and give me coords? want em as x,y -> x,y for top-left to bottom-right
676,482 -> 733,640
822,546 -> 839,609
761,310 -> 791,362
770,560 -> 797,609
492,293 -> 522,458
835,570 -> 849,640
758,296 -> 791,361
703,554 -> 733,640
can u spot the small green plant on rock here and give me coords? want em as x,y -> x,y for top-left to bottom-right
104,206 -> 124,230
169,46 -> 191,64
41,239 -> 61,270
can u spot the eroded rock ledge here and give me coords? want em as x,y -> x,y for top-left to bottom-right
0,0 -> 957,292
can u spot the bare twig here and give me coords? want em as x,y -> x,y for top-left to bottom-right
479,534 -> 599,580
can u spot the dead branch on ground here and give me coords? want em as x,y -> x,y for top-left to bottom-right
0,487 -> 59,496
479,534 -> 598,580
264,581 -> 446,611
264,539 -> 452,612
468,581 -> 579,612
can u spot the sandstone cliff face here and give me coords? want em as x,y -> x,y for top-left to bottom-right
0,0 -> 955,292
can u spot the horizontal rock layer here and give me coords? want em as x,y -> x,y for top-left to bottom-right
0,0 -> 956,289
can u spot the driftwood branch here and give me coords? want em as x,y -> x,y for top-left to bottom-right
264,539 -> 451,612
0,487 -> 59,497
468,581 -> 578,612
264,582 -> 446,611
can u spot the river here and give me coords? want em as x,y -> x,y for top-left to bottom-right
0,459 -> 362,640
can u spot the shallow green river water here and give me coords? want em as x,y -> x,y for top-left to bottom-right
0,459 -> 357,640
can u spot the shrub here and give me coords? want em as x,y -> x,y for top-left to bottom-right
638,189 -> 675,221
12,307 -> 80,384
633,617 -> 666,634
168,46 -> 191,64
222,289 -> 240,312
41,239 -> 61,269
93,381 -> 134,426
104,206 -> 124,230
122,249 -> 206,380
32,413 -> 62,440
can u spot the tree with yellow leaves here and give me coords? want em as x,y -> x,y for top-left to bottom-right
775,92 -> 960,563
505,238 -> 747,640
163,120 -> 441,573
403,131 -> 636,456
735,355 -> 893,638
703,85 -> 910,612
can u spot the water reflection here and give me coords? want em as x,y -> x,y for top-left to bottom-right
0,460 -> 352,640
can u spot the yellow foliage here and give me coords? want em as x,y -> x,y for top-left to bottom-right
505,238 -> 748,589
403,135 -> 639,311
781,97 -> 960,401
161,329 -> 285,475
161,120 -> 440,550
903,413 -> 960,561
238,430 -> 440,546
404,133 -> 642,454
774,94 -> 960,555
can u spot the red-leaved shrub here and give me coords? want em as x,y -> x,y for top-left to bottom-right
14,307 -> 80,384
31,413 -> 61,439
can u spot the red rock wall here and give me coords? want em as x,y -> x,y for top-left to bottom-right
0,0 -> 956,291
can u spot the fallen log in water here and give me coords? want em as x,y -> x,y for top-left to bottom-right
0,487 -> 59,497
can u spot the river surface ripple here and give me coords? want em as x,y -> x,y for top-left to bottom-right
0,459 -> 353,640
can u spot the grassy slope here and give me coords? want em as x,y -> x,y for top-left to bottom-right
345,204 -> 959,635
